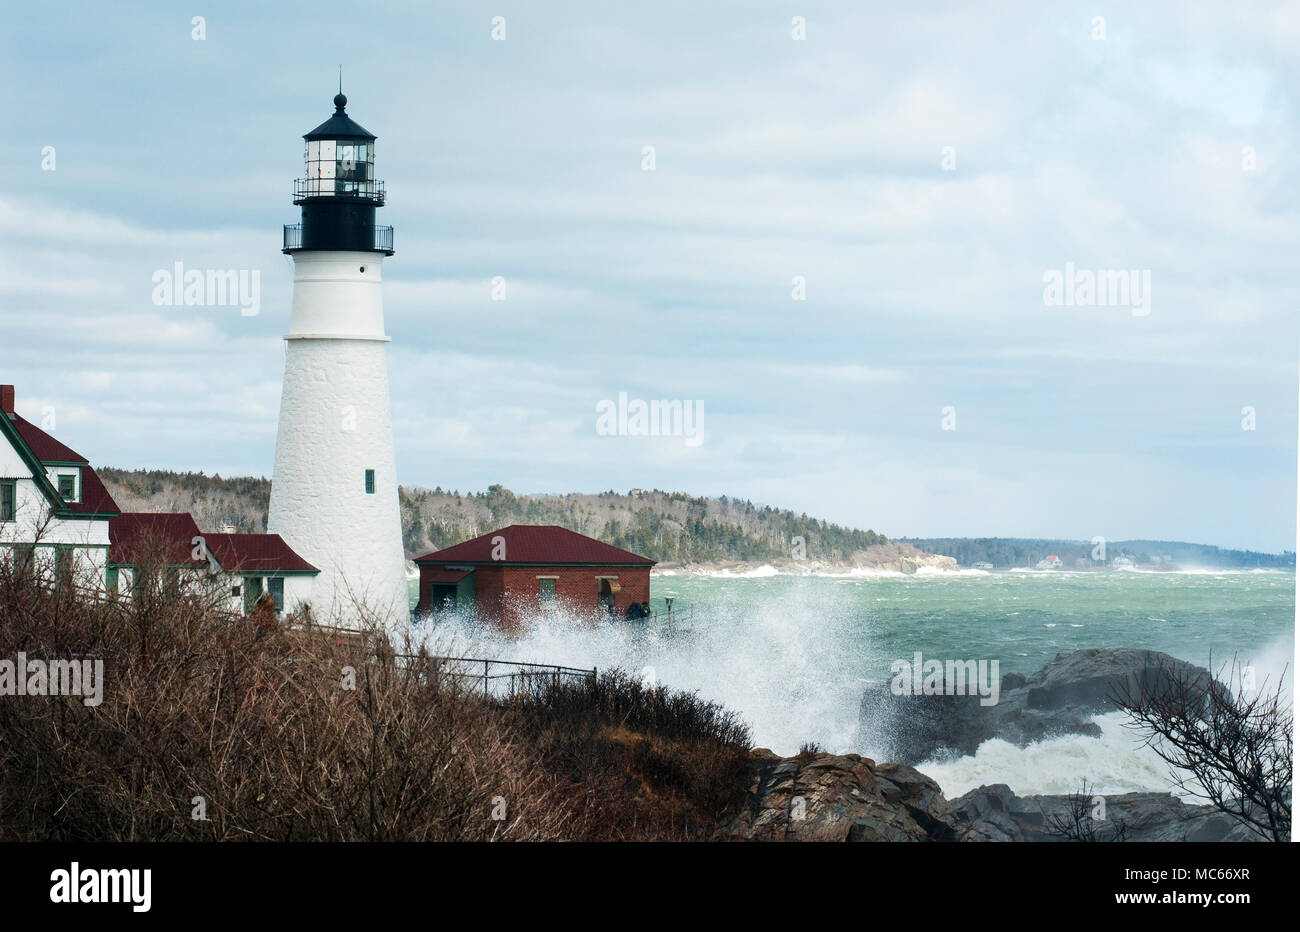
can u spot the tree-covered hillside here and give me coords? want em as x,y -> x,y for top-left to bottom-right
399,484 -> 887,562
903,537 -> 1295,569
99,468 -> 271,534
98,469 -> 887,563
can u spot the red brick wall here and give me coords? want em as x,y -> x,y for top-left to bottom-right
416,562 -> 651,631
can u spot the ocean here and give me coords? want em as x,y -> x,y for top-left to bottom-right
407,566 -> 1295,799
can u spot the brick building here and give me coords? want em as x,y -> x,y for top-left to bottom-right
414,525 -> 655,629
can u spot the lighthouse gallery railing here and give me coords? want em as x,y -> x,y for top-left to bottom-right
282,223 -> 393,253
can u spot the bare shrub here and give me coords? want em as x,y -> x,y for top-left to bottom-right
1044,781 -> 1128,842
1112,654 -> 1291,842
0,535 -> 569,841
0,532 -> 756,841
502,669 -> 753,840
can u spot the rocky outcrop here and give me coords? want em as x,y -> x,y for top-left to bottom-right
653,542 -> 958,576
951,784 -> 1263,843
720,751 -> 1261,842
854,542 -> 958,574
859,648 -> 1214,764
721,750 -> 961,841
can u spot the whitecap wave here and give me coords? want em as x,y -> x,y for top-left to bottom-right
918,712 -> 1183,798
914,565 -> 989,577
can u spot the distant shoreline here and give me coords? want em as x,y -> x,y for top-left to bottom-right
652,560 -> 1294,578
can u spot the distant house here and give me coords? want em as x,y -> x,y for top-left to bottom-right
107,512 -> 318,616
414,525 -> 655,629
106,512 -> 207,597
202,531 -> 319,615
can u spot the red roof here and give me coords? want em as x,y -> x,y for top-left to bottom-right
415,525 -> 654,566
109,512 -> 203,566
7,413 -> 119,515
204,533 -> 318,573
109,516 -> 318,573
67,466 -> 119,515
10,413 -> 86,463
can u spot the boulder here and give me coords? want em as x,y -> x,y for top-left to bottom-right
951,784 -> 1264,843
720,751 -> 960,842
859,648 -> 1213,764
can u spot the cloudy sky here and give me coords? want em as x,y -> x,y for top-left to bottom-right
2,1 -> 1296,550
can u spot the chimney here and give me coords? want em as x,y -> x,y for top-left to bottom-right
0,385 -> 13,417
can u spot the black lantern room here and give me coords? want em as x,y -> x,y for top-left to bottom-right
283,92 -> 394,255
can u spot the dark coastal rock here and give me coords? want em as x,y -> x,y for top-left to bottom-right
723,752 -> 1262,842
858,648 -> 1214,764
948,783 -> 1024,842
951,784 -> 1263,843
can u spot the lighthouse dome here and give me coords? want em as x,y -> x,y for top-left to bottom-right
305,93 -> 377,142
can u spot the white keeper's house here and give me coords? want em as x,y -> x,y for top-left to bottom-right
1,383 -> 318,617
0,383 -> 118,587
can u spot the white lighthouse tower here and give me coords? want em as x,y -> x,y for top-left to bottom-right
268,90 -> 408,629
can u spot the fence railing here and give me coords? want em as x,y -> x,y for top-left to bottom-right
293,178 -> 385,202
282,223 -> 394,253
284,622 -> 595,698
645,604 -> 692,625
404,655 -> 597,698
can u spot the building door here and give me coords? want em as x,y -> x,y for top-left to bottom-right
598,577 -> 619,614
430,583 -> 457,613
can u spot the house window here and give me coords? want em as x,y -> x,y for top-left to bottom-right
105,566 -> 119,597
538,577 -> 557,610
13,544 -> 34,579
364,469 -> 375,494
243,576 -> 264,614
55,547 -> 73,589
269,577 -> 285,613
57,474 -> 76,501
0,480 -> 15,521
164,567 -> 180,599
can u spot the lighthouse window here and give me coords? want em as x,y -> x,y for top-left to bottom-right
365,469 -> 375,494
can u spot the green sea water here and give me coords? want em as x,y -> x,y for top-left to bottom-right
652,567 -> 1295,676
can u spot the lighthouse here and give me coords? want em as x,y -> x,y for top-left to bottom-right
268,90 -> 408,628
